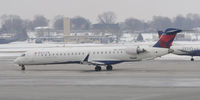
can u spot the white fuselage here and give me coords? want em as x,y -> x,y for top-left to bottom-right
14,45 -> 169,66
171,45 -> 200,56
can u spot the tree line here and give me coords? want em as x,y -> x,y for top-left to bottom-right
1,12 -> 200,40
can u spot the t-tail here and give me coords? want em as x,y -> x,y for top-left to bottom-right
158,31 -> 163,38
153,28 -> 182,48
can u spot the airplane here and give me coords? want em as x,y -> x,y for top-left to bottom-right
158,29 -> 200,61
14,28 -> 181,71
171,45 -> 200,61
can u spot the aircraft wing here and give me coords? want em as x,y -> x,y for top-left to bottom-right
87,61 -> 105,65
80,54 -> 105,65
81,60 -> 107,65
81,53 -> 123,65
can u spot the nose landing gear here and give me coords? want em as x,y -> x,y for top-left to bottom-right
95,65 -> 101,71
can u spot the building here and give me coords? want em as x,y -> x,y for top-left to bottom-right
63,18 -> 115,43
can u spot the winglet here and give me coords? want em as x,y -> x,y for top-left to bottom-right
83,54 -> 90,62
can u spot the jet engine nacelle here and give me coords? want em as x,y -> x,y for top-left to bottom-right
125,46 -> 146,55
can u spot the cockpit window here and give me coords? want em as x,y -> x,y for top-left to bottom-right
21,54 -> 26,57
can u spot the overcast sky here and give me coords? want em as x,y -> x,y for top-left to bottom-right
0,0 -> 200,23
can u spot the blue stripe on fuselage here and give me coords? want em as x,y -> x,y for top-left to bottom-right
179,50 -> 200,56
45,60 -> 125,65
189,50 -> 200,56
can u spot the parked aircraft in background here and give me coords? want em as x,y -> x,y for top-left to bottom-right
171,46 -> 200,61
14,28 -> 181,71
158,29 -> 200,61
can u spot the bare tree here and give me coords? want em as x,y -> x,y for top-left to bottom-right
24,20 -> 34,31
185,14 -> 200,29
97,11 -> 117,24
71,16 -> 91,30
150,16 -> 172,30
1,15 -> 22,33
53,15 -> 64,30
32,15 -> 48,28
0,15 -> 28,40
123,18 -> 146,32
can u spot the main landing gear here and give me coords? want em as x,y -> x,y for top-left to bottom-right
106,65 -> 113,71
95,65 -> 101,71
20,65 -> 25,71
95,65 -> 113,71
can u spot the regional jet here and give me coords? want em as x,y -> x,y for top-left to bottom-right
14,28 -> 181,71
158,29 -> 200,61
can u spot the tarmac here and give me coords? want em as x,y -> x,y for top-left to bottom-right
1,56 -> 200,100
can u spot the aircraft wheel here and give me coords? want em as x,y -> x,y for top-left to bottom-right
21,65 -> 25,71
191,57 -> 194,61
95,66 -> 101,71
106,65 -> 113,71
